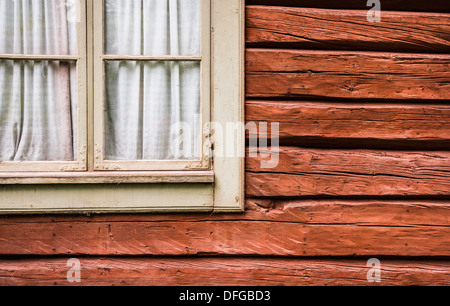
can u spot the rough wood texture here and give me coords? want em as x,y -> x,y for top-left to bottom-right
1,199 -> 449,225
1,3 -> 449,287
246,50 -> 450,100
1,257 -> 449,286
246,101 -> 450,149
0,171 -> 215,185
247,147 -> 450,197
246,6 -> 450,52
0,200 -> 448,256
246,0 -> 450,13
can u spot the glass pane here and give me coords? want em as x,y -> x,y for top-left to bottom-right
0,0 -> 77,55
0,60 -> 78,161
104,0 -> 201,56
104,60 -> 201,161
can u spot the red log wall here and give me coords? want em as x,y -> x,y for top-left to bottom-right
1,0 -> 449,285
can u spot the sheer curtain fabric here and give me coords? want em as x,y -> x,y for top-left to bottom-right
0,0 -> 201,163
0,0 -> 77,162
104,0 -> 201,161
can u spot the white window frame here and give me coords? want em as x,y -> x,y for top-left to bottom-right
93,0 -> 212,172
0,2 -> 88,173
0,0 -> 245,214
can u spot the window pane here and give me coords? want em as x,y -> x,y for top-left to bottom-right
0,60 -> 78,161
104,60 -> 201,161
104,0 -> 201,56
0,0 -> 77,55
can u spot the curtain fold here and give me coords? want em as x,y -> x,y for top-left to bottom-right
0,0 -> 77,162
105,0 -> 201,161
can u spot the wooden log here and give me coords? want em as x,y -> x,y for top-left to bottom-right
246,101 -> 450,149
246,50 -> 450,100
246,6 -> 450,52
0,199 -> 448,226
246,0 -> 450,13
0,199 -> 448,256
245,199 -> 450,227
246,147 -> 450,197
1,257 -> 449,286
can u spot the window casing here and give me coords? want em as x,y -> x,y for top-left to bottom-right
0,0 -> 88,172
93,0 -> 212,172
0,0 -> 245,213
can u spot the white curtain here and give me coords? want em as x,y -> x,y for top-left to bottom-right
0,0 -> 77,162
104,0 -> 201,161
0,0 -> 201,162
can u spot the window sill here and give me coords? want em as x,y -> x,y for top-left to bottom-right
0,171 -> 215,185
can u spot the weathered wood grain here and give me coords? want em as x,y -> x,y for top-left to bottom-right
0,200 -> 448,256
245,199 -> 450,227
1,199 -> 448,226
246,101 -> 450,148
246,6 -> 450,52
247,147 -> 450,197
1,257 -> 449,286
0,171 -> 215,185
246,50 -> 450,100
246,0 -> 450,13
1,2 -> 449,288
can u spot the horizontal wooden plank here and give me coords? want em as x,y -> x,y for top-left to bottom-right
244,199 -> 450,227
246,50 -> 450,100
246,0 -> 450,13
247,147 -> 450,197
0,184 -> 214,214
246,6 -> 450,52
102,55 -> 202,61
0,171 -> 215,185
0,200 -> 448,256
1,199 -> 448,226
0,54 -> 79,61
246,101 -> 450,148
1,257 -> 449,286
